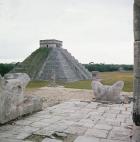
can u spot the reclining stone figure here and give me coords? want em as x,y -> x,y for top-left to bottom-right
0,73 -> 43,124
91,71 -> 127,104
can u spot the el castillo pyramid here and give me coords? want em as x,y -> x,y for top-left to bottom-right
12,39 -> 92,82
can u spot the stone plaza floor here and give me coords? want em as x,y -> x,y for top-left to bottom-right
0,100 -> 133,142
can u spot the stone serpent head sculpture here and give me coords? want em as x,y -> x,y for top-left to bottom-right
91,80 -> 125,103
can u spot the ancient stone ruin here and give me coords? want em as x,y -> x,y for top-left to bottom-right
133,0 -> 140,126
12,39 -> 92,83
0,73 -> 43,124
91,71 -> 127,104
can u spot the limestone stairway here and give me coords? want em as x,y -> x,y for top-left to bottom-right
11,46 -> 92,82
36,47 -> 92,82
36,47 -> 79,82
60,48 -> 92,79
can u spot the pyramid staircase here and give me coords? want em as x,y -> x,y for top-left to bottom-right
11,40 -> 92,82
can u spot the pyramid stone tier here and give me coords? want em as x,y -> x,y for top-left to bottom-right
36,47 -> 92,82
40,39 -> 62,48
11,39 -> 92,82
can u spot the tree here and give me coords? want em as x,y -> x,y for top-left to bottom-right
0,63 -> 16,76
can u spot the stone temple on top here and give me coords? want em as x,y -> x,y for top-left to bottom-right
40,39 -> 62,48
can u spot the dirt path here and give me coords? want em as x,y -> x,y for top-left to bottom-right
25,86 -> 133,108
25,87 -> 94,108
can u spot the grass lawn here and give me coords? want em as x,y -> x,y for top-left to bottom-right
65,71 -> 133,92
27,71 -> 133,92
100,71 -> 133,92
27,80 -> 49,89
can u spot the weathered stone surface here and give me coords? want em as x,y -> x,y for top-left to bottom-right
131,125 -> 140,142
134,41 -> 140,77
108,127 -> 131,141
36,46 -> 92,82
133,42 -> 140,126
0,139 -> 23,142
92,71 -> 100,80
100,139 -> 128,142
94,124 -> 112,131
23,95 -> 43,115
91,80 -> 125,103
74,136 -> 100,142
12,40 -> 92,82
85,128 -> 109,138
76,119 -> 95,128
0,73 -> 43,124
65,125 -> 87,135
133,0 -> 140,127
42,138 -> 63,142
4,73 -> 30,89
0,101 -> 133,141
134,2 -> 140,41
0,73 -> 29,123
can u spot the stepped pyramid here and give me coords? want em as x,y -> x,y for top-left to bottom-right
12,39 -> 92,82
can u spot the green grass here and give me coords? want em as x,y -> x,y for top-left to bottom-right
64,80 -> 92,90
27,80 -> 49,89
65,71 -> 133,92
27,71 -> 133,92
100,72 -> 133,92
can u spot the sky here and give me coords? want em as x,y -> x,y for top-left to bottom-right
0,0 -> 133,64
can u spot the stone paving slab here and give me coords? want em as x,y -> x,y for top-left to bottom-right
42,138 -> 63,142
85,128 -> 109,139
74,136 -> 100,142
0,100 -> 133,142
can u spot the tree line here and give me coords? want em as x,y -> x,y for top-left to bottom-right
0,63 -> 16,76
0,63 -> 133,76
84,63 -> 133,72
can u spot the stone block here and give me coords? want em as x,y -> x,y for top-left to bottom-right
91,80 -> 126,104
0,101 -> 134,142
131,125 -> 140,142
100,139 -> 128,142
133,42 -> 140,125
15,120 -> 33,126
134,41 -> 140,77
94,124 -> 112,131
33,129 -> 54,137
134,2 -> 140,41
77,119 -> 95,128
65,125 -> 87,135
16,132 -> 31,140
133,77 -> 140,123
103,113 -> 117,119
42,138 -> 63,142
23,95 -> 43,115
74,136 -> 100,142
102,119 -> 121,127
85,128 -> 109,138
0,139 -> 23,142
108,127 -> 131,141
4,73 -> 30,89
0,73 -> 43,124
31,121 -> 50,128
